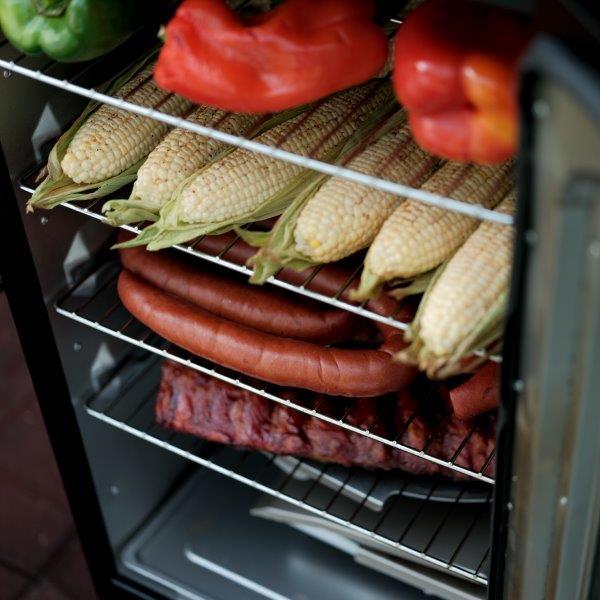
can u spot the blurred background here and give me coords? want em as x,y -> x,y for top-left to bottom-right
0,292 -> 96,600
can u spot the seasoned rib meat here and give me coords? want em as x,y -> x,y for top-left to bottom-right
156,361 -> 496,479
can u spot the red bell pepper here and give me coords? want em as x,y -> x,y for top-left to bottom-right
393,0 -> 532,164
154,0 -> 388,113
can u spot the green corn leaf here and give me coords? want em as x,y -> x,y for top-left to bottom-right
351,266 -> 386,302
397,261 -> 507,378
111,222 -> 162,249
387,270 -> 437,300
243,104 -> 406,284
235,228 -> 272,247
27,52 -> 159,213
102,199 -> 161,226
102,103 -> 308,227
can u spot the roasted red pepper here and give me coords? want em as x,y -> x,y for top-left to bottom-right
154,0 -> 388,113
393,0 -> 531,164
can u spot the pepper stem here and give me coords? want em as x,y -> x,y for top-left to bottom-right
33,0 -> 70,17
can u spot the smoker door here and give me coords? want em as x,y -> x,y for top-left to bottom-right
492,37 -> 600,600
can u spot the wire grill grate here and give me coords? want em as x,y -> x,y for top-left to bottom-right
86,354 -> 492,585
1,52 -> 513,225
19,159 -> 504,367
55,261 -> 497,483
19,173 -> 500,372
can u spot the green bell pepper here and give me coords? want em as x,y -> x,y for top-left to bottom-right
0,0 -> 146,62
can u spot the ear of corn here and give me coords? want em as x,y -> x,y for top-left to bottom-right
179,81 -> 395,224
112,103 -> 308,250
27,55 -> 192,212
61,73 -> 192,185
352,160 -> 515,301
398,192 -> 516,378
242,115 -> 440,284
102,108 -> 265,225
125,80 -> 398,251
294,125 -> 439,263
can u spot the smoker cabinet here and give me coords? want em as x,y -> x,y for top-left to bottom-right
0,1 -> 599,599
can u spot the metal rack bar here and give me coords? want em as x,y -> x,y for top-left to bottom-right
19,181 -> 503,373
18,177 -> 413,331
475,548 -> 491,577
479,449 -> 497,476
421,488 -> 467,556
447,497 -> 492,567
17,174 -> 503,367
1,56 -> 513,225
17,171 -> 504,365
56,263 -> 496,483
86,358 -> 490,585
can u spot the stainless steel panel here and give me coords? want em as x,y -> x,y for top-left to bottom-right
504,49 -> 600,600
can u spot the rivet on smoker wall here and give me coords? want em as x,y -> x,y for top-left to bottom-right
3,70 -> 11,78
507,502 -> 513,511
533,99 -> 550,119
110,485 -> 120,496
525,230 -> 538,245
513,380 -> 524,393
73,342 -> 82,352
589,240 -> 600,259
40,216 -> 48,225
559,496 -> 568,506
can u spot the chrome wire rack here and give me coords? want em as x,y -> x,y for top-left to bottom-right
56,260 -> 497,484
0,48 -> 512,225
87,354 -> 492,585
19,168 -> 503,362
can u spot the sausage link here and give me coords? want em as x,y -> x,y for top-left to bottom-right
118,270 -> 417,397
194,232 -> 359,299
449,362 -> 500,420
119,245 -> 360,344
118,231 -> 409,321
192,232 -> 414,320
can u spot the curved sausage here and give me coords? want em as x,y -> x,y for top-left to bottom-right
119,245 -> 361,344
118,230 -> 408,319
118,270 -> 417,397
192,232 -> 416,319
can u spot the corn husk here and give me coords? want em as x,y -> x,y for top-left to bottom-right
387,270 -> 437,299
26,53 -> 159,213
118,83 -> 399,252
396,262 -> 507,379
237,108 -> 408,284
112,104 -> 309,250
101,111 -> 284,227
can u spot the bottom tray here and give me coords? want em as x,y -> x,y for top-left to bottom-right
122,470 -> 484,600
